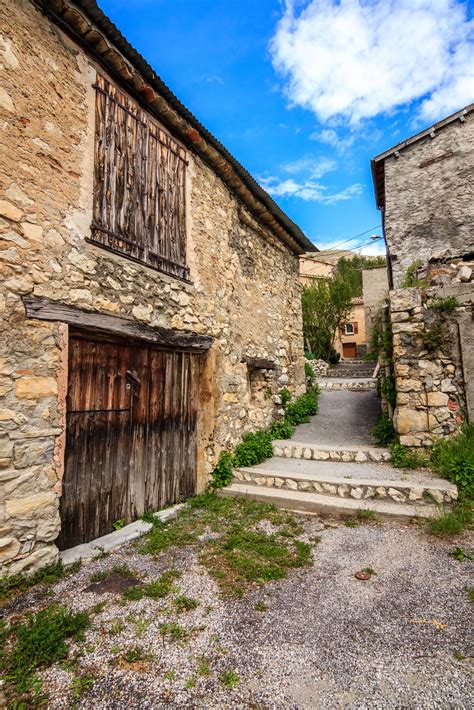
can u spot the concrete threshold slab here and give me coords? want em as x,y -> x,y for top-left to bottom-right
60,504 -> 184,567
220,484 -> 438,521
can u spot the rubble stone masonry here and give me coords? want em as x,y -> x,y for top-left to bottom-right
383,112 -> 474,287
390,267 -> 473,446
0,0 -> 305,574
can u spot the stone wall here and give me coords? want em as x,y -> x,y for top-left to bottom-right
390,264 -> 473,446
383,111 -> 474,287
0,0 -> 305,574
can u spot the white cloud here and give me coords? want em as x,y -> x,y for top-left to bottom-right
310,128 -> 356,153
270,0 -> 474,125
282,155 -> 337,177
259,175 -> 363,203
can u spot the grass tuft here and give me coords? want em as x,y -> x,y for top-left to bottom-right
173,595 -> 199,612
428,502 -> 473,536
219,669 -> 240,688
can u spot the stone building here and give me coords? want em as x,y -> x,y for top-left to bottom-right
0,0 -> 315,574
372,106 -> 474,446
372,104 -> 474,288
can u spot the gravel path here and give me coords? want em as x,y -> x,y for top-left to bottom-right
3,517 -> 472,709
293,389 -> 381,446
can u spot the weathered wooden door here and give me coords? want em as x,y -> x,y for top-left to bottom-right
57,336 -> 199,549
342,342 -> 357,359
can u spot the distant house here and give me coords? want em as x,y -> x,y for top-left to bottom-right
299,250 -> 372,360
372,104 -> 474,287
0,0 -> 315,575
362,267 -> 389,348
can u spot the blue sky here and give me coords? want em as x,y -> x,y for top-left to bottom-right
99,0 -> 474,253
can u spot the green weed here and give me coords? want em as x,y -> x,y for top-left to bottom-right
448,547 -> 473,562
428,502 -> 473,536
356,509 -> 377,521
196,655 -> 211,677
123,570 -> 181,601
159,622 -> 189,643
123,647 -> 149,663
467,587 -> 474,604
430,296 -> 459,313
254,601 -> 269,612
219,669 -> 240,688
71,674 -> 94,701
431,425 -> 474,498
89,571 -> 109,583
390,443 -> 429,469
173,595 -> 199,612
0,561 -> 72,604
1,605 -> 89,700
112,563 -> 135,577
108,621 -> 125,636
362,567 -> 377,576
371,413 -> 397,446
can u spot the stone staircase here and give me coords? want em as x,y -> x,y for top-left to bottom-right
221,441 -> 458,521
327,362 -> 376,378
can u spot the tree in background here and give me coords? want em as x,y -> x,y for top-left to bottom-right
336,255 -> 386,297
302,275 -> 353,361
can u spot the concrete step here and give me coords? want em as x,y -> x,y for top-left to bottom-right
327,369 -> 375,378
317,378 -> 377,390
233,457 -> 458,506
273,440 -> 392,463
220,483 -> 440,521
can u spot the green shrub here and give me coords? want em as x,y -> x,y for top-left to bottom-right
233,430 -> 273,467
430,426 -> 474,498
279,387 -> 292,407
304,361 -> 315,386
284,387 -> 319,426
269,418 -> 295,440
372,413 -> 397,446
210,450 -> 234,489
390,443 -> 428,469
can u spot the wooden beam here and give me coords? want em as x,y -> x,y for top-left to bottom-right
241,356 -> 277,370
23,295 -> 213,352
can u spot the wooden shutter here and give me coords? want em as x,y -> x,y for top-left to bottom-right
354,322 -> 359,334
91,75 -> 188,280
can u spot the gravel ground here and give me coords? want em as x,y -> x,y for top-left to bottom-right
2,517 -> 473,709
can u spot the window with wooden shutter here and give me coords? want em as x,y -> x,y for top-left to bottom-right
90,75 -> 188,280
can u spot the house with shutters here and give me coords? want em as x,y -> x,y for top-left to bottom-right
299,251 -> 368,359
0,0 -> 315,575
